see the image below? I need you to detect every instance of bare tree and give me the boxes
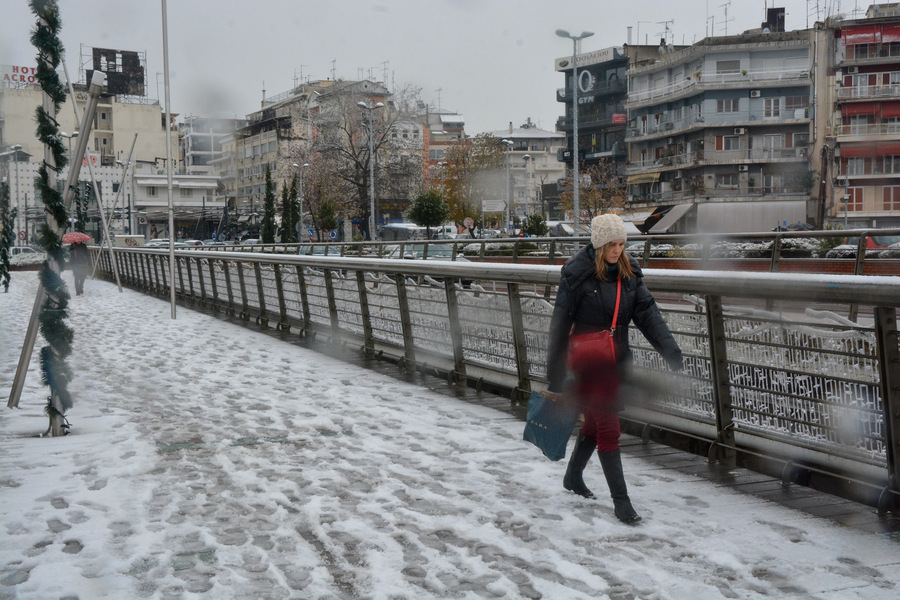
[557,159,627,219]
[310,82,423,239]
[442,133,505,233]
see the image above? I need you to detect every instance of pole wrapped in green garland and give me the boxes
[31,0,74,435]
[0,182,15,292]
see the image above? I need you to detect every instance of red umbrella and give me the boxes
[62,232,94,244]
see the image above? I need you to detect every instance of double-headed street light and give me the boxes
[358,101,384,241]
[556,28,594,236]
[10,144,22,244]
[522,154,532,218]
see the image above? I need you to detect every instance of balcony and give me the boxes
[628,147,807,174]
[837,83,900,101]
[835,122,900,140]
[627,68,810,108]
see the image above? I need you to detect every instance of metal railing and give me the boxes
[94,246,900,510]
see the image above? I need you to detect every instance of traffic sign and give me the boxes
[308,229,314,239]
[18,231,25,241]
[464,217,474,228]
[328,229,337,240]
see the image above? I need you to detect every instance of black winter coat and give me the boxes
[546,245,682,392]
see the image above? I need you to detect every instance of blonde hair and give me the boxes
[595,242,635,280]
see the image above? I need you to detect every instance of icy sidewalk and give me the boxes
[2,272,899,600]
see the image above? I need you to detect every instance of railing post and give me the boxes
[254,263,268,328]
[158,255,169,297]
[850,235,868,322]
[769,234,782,273]
[705,294,736,467]
[356,271,374,355]
[642,240,651,268]
[511,239,520,263]
[323,268,340,345]
[273,264,288,330]
[177,257,186,300]
[222,261,235,316]
[295,265,311,335]
[875,307,900,513]
[394,275,416,369]
[444,278,467,386]
[152,254,162,296]
[207,258,219,312]
[236,262,249,320]
[193,257,204,305]
[507,282,531,403]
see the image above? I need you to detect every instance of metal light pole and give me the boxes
[358,101,383,240]
[11,145,21,245]
[556,29,594,236]
[522,154,532,218]
[502,139,513,233]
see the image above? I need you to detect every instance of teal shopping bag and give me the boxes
[523,391,579,461]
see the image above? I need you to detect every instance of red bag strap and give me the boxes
[610,278,621,332]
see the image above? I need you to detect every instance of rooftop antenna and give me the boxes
[381,60,389,85]
[294,65,308,88]
[330,59,336,81]
[435,88,442,111]
[656,19,674,44]
[719,0,734,35]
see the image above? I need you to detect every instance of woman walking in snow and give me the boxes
[545,213,683,524]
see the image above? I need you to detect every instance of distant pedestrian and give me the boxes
[545,214,683,524]
[69,241,90,296]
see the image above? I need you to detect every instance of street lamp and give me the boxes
[556,28,594,236]
[11,145,22,245]
[502,139,513,233]
[358,101,384,240]
[115,159,134,234]
[522,154,532,218]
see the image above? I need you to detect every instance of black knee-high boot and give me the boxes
[563,434,597,499]
[598,449,641,524]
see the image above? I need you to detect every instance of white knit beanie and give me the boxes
[591,214,627,249]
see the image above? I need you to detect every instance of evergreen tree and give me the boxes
[1,181,15,292]
[317,197,339,240]
[522,213,549,237]
[260,165,276,243]
[407,188,450,239]
[289,176,301,241]
[280,183,294,243]
[31,0,74,436]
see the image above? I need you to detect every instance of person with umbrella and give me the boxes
[63,232,93,295]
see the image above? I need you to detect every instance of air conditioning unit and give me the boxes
[738,165,749,172]
[675,170,683,179]
[848,66,859,74]
[663,122,674,130]
[667,137,675,144]
[750,90,762,98]
[734,128,747,135]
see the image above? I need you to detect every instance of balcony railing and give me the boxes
[837,84,900,100]
[628,68,810,105]
[836,122,900,137]
[628,148,806,173]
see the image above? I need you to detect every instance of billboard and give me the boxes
[86,47,145,96]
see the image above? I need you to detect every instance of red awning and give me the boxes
[842,102,878,116]
[842,24,900,45]
[882,102,900,118]
[840,142,900,157]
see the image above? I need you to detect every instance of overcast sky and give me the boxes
[2,0,839,135]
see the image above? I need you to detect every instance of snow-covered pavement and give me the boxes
[2,271,899,600]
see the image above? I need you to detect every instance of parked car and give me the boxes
[385,243,466,261]
[10,246,41,256]
[825,235,900,258]
[240,238,260,246]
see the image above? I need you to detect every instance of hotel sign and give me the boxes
[1,64,37,87]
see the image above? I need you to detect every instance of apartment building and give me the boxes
[827,3,900,228]
[625,29,815,233]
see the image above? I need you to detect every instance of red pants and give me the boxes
[576,366,621,452]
